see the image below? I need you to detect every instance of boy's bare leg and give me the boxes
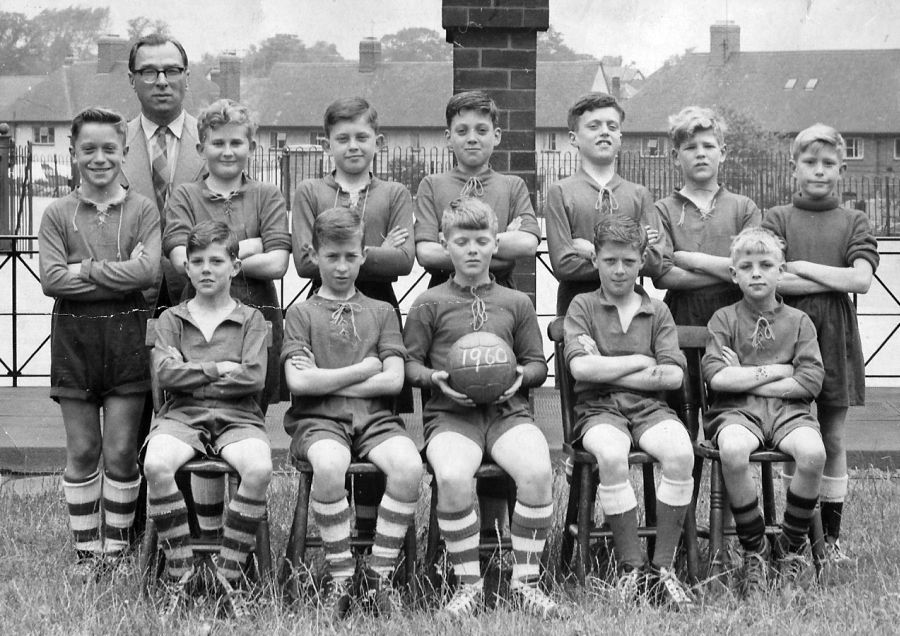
[638,419,694,570]
[216,438,272,584]
[100,394,145,556]
[490,424,554,586]
[716,424,768,555]
[307,440,355,587]
[427,432,483,587]
[143,434,198,581]
[60,399,104,561]
[362,436,423,596]
[777,427,826,555]
[582,424,643,572]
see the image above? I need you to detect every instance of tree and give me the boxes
[243,33,344,76]
[537,26,592,61]
[127,16,171,42]
[380,27,451,62]
[0,8,109,75]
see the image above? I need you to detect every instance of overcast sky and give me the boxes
[6,0,900,74]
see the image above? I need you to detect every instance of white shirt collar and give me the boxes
[140,110,186,141]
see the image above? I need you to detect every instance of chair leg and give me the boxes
[761,462,777,527]
[682,457,705,583]
[424,478,442,592]
[708,461,726,578]
[809,504,826,576]
[255,513,272,583]
[642,463,657,563]
[576,463,594,584]
[559,468,580,576]
[279,471,312,595]
[403,524,417,594]
[138,517,161,595]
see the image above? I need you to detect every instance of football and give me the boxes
[446,331,517,404]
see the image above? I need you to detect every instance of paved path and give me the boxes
[1,387,899,474]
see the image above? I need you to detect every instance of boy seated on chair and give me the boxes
[702,227,826,597]
[281,206,423,620]
[404,197,563,619]
[142,220,272,619]
[563,214,696,609]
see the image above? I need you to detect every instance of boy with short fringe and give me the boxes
[405,198,562,619]
[546,92,665,316]
[564,214,695,609]
[282,207,423,620]
[143,220,271,619]
[291,97,416,541]
[653,106,761,327]
[39,107,160,578]
[702,227,826,596]
[414,89,542,559]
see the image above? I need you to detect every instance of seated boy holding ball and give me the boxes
[563,214,695,609]
[404,197,562,619]
[282,207,424,620]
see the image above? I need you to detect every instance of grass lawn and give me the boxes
[1,467,899,635]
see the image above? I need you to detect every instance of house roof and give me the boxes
[2,60,220,123]
[623,49,900,135]
[243,59,607,130]
[0,75,47,119]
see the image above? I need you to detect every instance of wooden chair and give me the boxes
[548,318,704,584]
[278,457,419,602]
[138,319,274,588]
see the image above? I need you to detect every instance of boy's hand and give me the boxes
[238,237,263,259]
[216,360,240,375]
[573,238,595,259]
[645,226,660,245]
[381,226,409,248]
[494,366,525,404]
[129,242,145,260]
[506,216,523,232]
[578,334,599,356]
[431,370,476,408]
[289,347,318,370]
[720,346,740,367]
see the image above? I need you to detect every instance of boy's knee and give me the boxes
[820,427,844,452]
[659,448,694,479]
[392,459,424,490]
[435,471,474,506]
[717,436,752,471]
[311,455,350,490]
[794,443,826,475]
[240,462,273,491]
[142,455,177,485]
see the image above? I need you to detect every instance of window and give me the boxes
[547,132,557,151]
[307,131,319,146]
[270,131,286,149]
[410,132,421,149]
[845,137,864,160]
[804,78,819,91]
[784,78,797,89]
[32,126,54,145]
[641,137,665,157]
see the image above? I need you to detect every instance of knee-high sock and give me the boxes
[510,500,553,583]
[731,498,766,554]
[311,492,354,583]
[149,489,193,580]
[820,474,848,540]
[102,472,141,555]
[436,506,481,585]
[216,492,266,582]
[652,476,693,569]
[596,481,642,570]
[369,493,417,577]
[190,474,225,536]
[780,488,818,553]
[63,471,102,557]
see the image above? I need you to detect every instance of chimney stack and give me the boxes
[709,22,740,67]
[97,35,129,74]
[212,52,241,101]
[359,37,381,73]
[610,76,621,100]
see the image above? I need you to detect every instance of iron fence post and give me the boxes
[0,124,12,252]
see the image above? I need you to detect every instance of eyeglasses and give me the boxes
[134,67,185,83]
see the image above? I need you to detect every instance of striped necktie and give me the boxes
[151,126,170,211]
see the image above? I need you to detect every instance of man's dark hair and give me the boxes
[128,34,189,72]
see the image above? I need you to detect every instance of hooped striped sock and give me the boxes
[731,498,766,554]
[216,491,267,582]
[510,500,553,583]
[311,492,354,583]
[369,493,417,577]
[149,489,194,580]
[436,506,481,585]
[63,471,102,557]
[780,488,818,553]
[190,473,226,537]
[102,472,141,556]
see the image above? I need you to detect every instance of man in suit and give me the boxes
[121,34,204,311]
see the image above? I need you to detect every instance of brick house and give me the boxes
[621,22,900,177]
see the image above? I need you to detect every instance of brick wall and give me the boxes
[443,0,549,301]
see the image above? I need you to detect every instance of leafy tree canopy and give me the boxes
[126,16,171,42]
[380,27,451,62]
[0,8,110,75]
[537,25,593,61]
[243,34,343,76]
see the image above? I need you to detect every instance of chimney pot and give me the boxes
[359,37,381,73]
[611,76,621,99]
[97,35,129,74]
[214,53,242,101]
[709,22,740,67]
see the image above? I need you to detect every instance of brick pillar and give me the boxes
[443,0,549,303]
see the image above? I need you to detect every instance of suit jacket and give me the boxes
[121,113,205,309]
